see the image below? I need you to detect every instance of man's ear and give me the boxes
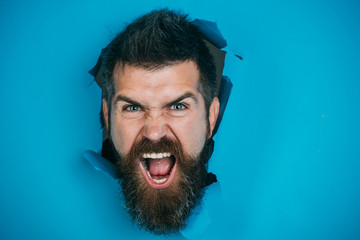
[102,99,109,130]
[208,97,220,139]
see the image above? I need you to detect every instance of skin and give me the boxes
[103,60,219,181]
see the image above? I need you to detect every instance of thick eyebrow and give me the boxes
[114,95,145,109]
[114,92,198,109]
[164,92,198,108]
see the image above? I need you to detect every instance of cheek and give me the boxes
[110,114,143,156]
[170,114,208,156]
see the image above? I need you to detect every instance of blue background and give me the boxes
[1,0,360,239]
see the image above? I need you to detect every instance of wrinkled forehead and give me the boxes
[112,60,201,91]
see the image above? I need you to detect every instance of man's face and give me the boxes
[103,61,219,233]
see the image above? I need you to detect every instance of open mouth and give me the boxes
[139,152,177,189]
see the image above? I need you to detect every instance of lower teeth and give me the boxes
[145,169,168,184]
[152,178,167,184]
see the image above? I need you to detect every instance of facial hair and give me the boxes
[115,137,209,235]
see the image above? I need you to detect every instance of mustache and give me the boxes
[130,137,182,155]
[123,137,186,161]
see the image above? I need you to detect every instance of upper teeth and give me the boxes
[142,152,171,159]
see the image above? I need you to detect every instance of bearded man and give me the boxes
[87,8,233,235]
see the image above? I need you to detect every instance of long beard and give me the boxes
[115,138,208,235]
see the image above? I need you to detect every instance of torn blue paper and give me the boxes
[213,76,233,136]
[190,19,241,135]
[192,19,227,49]
[84,150,118,179]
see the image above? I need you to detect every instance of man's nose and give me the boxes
[143,112,168,142]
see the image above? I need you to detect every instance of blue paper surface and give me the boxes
[1,1,360,239]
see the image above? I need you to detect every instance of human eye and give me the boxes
[170,103,187,111]
[120,104,144,118]
[124,105,141,112]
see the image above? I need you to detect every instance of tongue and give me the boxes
[148,157,174,176]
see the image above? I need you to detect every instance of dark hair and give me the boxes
[101,9,216,113]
